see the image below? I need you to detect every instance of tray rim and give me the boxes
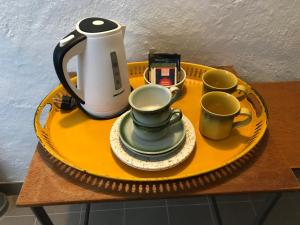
[34,61,268,182]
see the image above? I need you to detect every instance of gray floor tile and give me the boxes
[214,193,249,203]
[5,196,33,216]
[213,202,255,225]
[44,204,82,214]
[87,209,123,225]
[3,193,298,225]
[249,191,300,203]
[124,199,165,209]
[282,191,300,200]
[36,212,81,225]
[125,206,168,225]
[252,197,300,225]
[167,196,208,206]
[248,192,275,202]
[0,216,35,225]
[91,201,123,211]
[168,204,213,225]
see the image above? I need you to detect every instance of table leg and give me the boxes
[83,203,91,225]
[31,207,54,225]
[209,196,223,225]
[249,192,282,225]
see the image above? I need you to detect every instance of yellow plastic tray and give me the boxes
[34,62,267,183]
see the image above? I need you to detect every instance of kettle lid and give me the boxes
[77,17,119,34]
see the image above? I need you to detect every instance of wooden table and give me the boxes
[17,79,300,225]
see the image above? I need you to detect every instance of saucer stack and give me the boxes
[120,111,186,157]
[110,111,196,171]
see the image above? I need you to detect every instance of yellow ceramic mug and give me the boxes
[202,69,247,98]
[200,91,252,140]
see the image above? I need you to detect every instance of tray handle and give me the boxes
[247,86,269,120]
[34,100,55,134]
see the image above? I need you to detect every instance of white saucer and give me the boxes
[110,112,196,171]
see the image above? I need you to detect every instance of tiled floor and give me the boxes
[0,192,300,225]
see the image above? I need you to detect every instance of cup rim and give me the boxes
[128,84,171,113]
[143,67,186,88]
[202,69,238,91]
[200,91,240,117]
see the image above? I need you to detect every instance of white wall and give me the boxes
[0,0,299,182]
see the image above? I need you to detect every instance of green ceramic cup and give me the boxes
[202,69,248,98]
[200,91,252,140]
[133,120,170,141]
[129,84,182,129]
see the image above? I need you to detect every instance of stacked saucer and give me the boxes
[119,112,186,156]
[110,111,196,171]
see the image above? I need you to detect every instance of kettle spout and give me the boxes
[121,25,126,39]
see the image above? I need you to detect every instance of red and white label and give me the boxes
[161,68,170,76]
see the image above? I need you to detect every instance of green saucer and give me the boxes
[119,112,186,155]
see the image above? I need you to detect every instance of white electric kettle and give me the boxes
[53,17,131,119]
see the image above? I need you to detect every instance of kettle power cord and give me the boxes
[53,95,77,110]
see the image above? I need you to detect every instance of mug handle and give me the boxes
[233,107,252,128]
[168,109,183,126]
[169,86,181,104]
[236,84,248,100]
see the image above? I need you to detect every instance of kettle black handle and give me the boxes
[53,30,87,104]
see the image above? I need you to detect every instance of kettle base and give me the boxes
[76,86,133,120]
[77,102,130,120]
